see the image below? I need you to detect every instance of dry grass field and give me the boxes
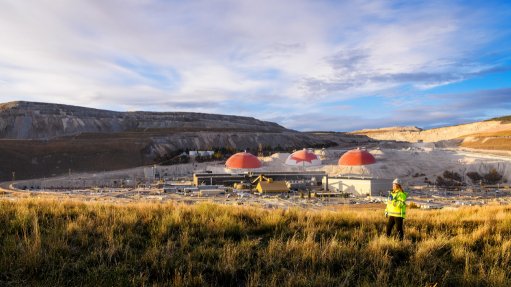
[0,199,510,286]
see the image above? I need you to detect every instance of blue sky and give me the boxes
[0,0,510,131]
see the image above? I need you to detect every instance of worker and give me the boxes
[385,178,408,240]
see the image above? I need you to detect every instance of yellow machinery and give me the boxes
[252,174,289,194]
[251,175,273,185]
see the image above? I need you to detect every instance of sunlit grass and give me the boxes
[461,137,511,151]
[0,199,510,286]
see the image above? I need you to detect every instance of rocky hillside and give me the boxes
[0,101,289,139]
[0,101,370,180]
[352,117,511,151]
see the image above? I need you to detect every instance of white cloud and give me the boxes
[0,0,508,129]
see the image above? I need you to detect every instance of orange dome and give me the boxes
[338,149,376,166]
[225,152,262,169]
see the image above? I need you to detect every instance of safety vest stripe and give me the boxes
[387,211,405,216]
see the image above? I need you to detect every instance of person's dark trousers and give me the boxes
[386,216,404,240]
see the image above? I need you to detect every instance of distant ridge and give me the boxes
[351,117,511,151]
[0,101,288,139]
[0,101,370,180]
[354,126,422,133]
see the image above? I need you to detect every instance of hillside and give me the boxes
[1,199,510,286]
[0,101,370,180]
[352,118,511,151]
[0,101,289,139]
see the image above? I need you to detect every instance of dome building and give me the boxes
[336,148,379,177]
[322,148,392,196]
[338,148,376,166]
[225,152,262,169]
[285,149,322,167]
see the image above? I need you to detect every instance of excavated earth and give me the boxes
[352,118,511,152]
[0,101,371,180]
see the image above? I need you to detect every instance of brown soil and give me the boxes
[0,136,152,181]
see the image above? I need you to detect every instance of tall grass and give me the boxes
[0,199,510,286]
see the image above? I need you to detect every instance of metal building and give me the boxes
[322,176,392,197]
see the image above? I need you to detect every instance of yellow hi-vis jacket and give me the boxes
[385,188,408,218]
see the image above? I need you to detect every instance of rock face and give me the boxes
[352,121,511,143]
[355,126,422,133]
[0,101,288,139]
[0,101,372,180]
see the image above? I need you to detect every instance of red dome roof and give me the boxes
[338,149,376,166]
[225,152,262,169]
[290,149,318,163]
[285,149,321,166]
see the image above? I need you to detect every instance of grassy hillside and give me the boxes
[487,115,511,123]
[1,199,510,286]
[460,130,511,151]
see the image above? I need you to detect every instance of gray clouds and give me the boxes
[265,88,511,131]
[431,88,511,110]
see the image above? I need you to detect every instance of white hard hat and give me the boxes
[392,178,401,185]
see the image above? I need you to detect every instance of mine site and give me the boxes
[2,102,511,211]
[3,2,511,286]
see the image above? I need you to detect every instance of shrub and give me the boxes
[466,171,482,184]
[484,168,503,185]
[466,169,504,185]
[436,171,464,188]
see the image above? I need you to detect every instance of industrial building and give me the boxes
[322,176,392,196]
[193,171,325,187]
[256,181,289,193]
[192,147,394,196]
[191,151,325,193]
[325,147,393,196]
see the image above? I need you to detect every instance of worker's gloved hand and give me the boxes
[393,201,397,207]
